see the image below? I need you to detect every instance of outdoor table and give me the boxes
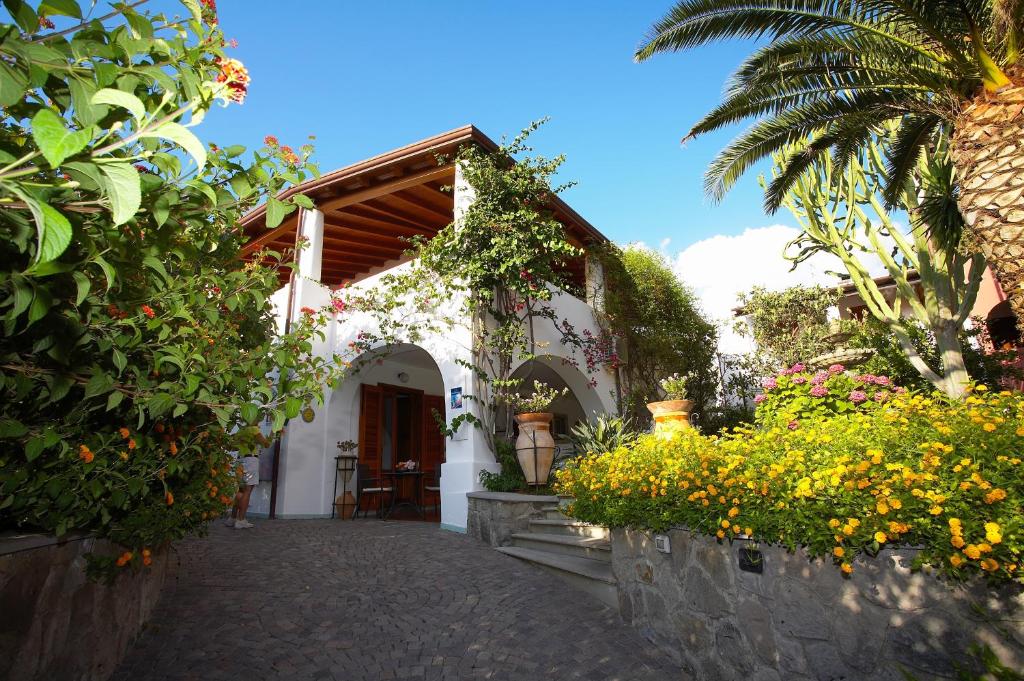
[382,470,424,519]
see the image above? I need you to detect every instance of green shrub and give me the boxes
[479,438,526,492]
[0,1,339,574]
[558,387,1023,582]
[570,414,640,454]
[754,362,903,428]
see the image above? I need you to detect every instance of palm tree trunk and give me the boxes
[951,67,1024,334]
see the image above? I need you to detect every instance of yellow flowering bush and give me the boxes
[557,387,1023,582]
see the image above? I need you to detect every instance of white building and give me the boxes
[239,126,617,532]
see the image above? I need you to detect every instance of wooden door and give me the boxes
[421,394,446,477]
[359,384,383,477]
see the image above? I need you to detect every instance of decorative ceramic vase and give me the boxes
[646,399,694,438]
[335,491,357,519]
[515,412,556,485]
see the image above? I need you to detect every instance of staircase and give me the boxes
[495,500,618,609]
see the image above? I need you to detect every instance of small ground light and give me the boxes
[739,546,763,573]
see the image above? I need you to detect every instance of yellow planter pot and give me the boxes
[647,399,694,438]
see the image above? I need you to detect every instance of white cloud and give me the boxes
[668,225,844,354]
[620,224,899,355]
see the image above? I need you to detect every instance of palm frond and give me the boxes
[703,90,915,200]
[880,113,943,207]
[764,113,884,210]
[636,0,952,65]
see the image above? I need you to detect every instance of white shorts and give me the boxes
[241,456,260,486]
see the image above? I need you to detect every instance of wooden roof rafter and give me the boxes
[239,125,608,287]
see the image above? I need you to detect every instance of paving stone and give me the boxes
[110,520,682,680]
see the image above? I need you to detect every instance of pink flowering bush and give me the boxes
[754,363,905,428]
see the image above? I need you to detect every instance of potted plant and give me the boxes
[507,380,568,485]
[647,373,694,435]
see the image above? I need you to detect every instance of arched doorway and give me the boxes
[503,356,608,455]
[326,344,446,520]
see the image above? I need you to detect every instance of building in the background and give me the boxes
[238,127,615,531]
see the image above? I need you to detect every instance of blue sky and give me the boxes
[197,1,794,251]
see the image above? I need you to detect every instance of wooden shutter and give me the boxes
[421,394,446,475]
[359,384,383,475]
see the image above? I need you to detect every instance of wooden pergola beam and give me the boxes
[318,165,454,213]
[322,250,393,266]
[320,237,402,258]
[240,216,299,256]
[321,222,413,249]
[369,193,452,226]
[325,211,436,239]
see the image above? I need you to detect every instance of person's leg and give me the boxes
[237,484,254,520]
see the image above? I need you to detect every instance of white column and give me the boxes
[296,208,324,282]
[585,252,605,311]
[439,162,499,531]
[275,207,334,517]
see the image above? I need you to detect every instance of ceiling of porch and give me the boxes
[239,126,605,288]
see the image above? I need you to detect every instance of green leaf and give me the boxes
[292,193,315,210]
[147,392,175,418]
[106,391,124,411]
[92,255,117,290]
[141,122,206,171]
[0,61,29,108]
[25,201,73,267]
[152,192,172,227]
[265,197,286,228]
[24,438,45,458]
[84,370,113,399]
[72,271,91,305]
[284,396,302,419]
[142,255,169,283]
[112,348,126,373]
[98,161,141,225]
[91,88,146,121]
[27,286,52,323]
[0,418,28,438]
[39,0,82,17]
[6,276,32,320]
[31,109,93,167]
[240,403,258,424]
[172,403,187,418]
[3,0,38,33]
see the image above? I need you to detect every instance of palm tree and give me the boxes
[636,1,1024,330]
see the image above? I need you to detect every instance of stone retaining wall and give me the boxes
[0,533,171,681]
[466,491,558,547]
[612,528,1024,680]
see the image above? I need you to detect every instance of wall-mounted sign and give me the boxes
[450,387,463,410]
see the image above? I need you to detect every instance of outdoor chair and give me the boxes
[354,463,393,519]
[423,468,441,519]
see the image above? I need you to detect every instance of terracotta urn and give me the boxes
[646,399,694,438]
[515,412,556,485]
[334,491,356,519]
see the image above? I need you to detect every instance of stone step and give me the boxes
[510,532,611,562]
[528,518,609,540]
[541,506,566,520]
[495,546,618,609]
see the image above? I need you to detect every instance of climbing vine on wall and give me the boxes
[336,120,619,453]
[592,243,718,425]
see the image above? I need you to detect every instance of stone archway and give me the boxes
[322,343,446,518]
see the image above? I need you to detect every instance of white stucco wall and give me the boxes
[267,192,617,530]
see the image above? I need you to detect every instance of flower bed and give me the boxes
[557,387,1023,582]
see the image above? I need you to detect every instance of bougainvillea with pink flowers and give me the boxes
[754,363,905,428]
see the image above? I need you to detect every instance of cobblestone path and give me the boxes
[112,519,683,681]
